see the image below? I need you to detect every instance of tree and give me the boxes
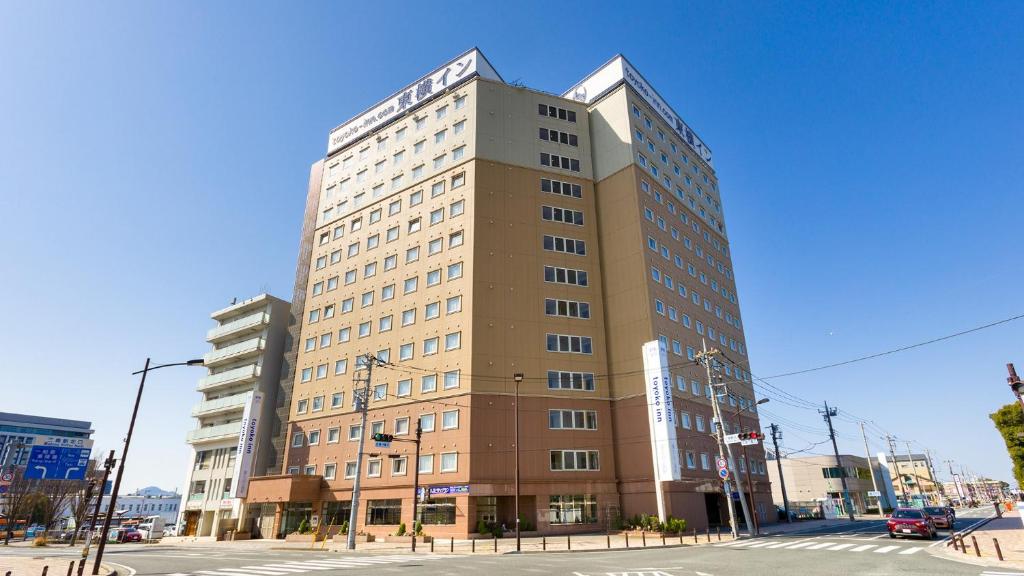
[990,403,1024,488]
[37,478,86,535]
[67,460,101,545]
[3,468,40,544]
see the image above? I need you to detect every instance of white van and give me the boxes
[137,515,165,540]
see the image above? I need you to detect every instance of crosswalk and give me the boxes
[715,537,927,556]
[161,554,453,576]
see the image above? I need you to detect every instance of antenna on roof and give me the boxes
[230,297,237,305]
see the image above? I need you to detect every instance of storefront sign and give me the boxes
[327,48,502,155]
[418,485,469,499]
[642,340,681,482]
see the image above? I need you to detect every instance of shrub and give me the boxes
[297,518,310,534]
[32,536,47,547]
[477,520,489,534]
[491,524,503,538]
[414,521,423,536]
[396,523,406,536]
[340,520,349,535]
[664,517,687,534]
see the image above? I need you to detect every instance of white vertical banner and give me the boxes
[642,340,682,522]
[231,391,263,499]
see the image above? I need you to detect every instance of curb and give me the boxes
[510,543,693,555]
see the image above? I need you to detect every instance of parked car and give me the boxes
[110,528,142,543]
[163,523,177,537]
[924,506,954,529]
[887,508,936,539]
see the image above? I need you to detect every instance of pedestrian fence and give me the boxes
[416,527,725,555]
[949,531,1006,561]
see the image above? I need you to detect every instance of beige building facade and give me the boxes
[245,49,770,538]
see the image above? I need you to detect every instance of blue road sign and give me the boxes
[24,445,92,480]
[103,480,113,495]
[374,441,391,448]
[718,467,729,480]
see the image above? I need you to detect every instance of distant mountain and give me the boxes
[133,486,178,497]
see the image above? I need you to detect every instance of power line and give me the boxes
[761,312,1024,379]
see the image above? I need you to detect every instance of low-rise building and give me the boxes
[98,487,181,525]
[767,454,897,516]
[879,452,941,506]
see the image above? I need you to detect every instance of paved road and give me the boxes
[1,508,1007,576]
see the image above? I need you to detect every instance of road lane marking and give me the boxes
[241,567,307,573]
[197,571,271,576]
[873,545,899,553]
[850,544,877,552]
[826,543,854,551]
[217,565,292,569]
[784,541,817,549]
[807,542,835,550]
[745,541,774,548]
[898,547,922,554]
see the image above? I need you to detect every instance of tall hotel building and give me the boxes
[244,49,770,538]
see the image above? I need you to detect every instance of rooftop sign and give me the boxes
[563,55,713,167]
[327,48,502,155]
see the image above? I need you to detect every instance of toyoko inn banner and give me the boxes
[642,340,682,482]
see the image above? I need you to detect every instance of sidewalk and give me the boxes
[0,556,115,576]
[934,514,1024,570]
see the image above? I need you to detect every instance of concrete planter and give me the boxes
[330,533,375,543]
[284,533,327,542]
[382,535,433,543]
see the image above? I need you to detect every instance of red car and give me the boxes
[117,528,142,543]
[887,508,936,539]
[924,506,954,530]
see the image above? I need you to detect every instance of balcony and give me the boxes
[207,311,270,344]
[197,364,261,392]
[186,421,242,444]
[191,393,250,418]
[203,337,265,368]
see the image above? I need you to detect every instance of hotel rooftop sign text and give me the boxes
[563,55,713,167]
[327,48,502,156]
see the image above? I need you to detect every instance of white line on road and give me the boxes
[216,569,291,576]
[241,567,307,573]
[826,543,855,551]
[807,542,835,550]
[873,545,900,554]
[897,547,923,554]
[849,544,877,552]
[784,541,817,549]
[197,571,273,576]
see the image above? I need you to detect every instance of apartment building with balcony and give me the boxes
[178,294,290,539]
[244,48,769,539]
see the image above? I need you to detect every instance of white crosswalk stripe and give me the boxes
[850,544,877,552]
[173,554,455,575]
[716,537,930,557]
[873,545,900,553]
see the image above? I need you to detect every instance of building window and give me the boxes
[549,450,600,471]
[420,413,435,432]
[538,103,577,123]
[348,424,362,441]
[440,452,458,473]
[397,378,412,397]
[544,298,590,319]
[541,205,584,226]
[548,495,598,525]
[442,409,459,430]
[546,370,595,391]
[324,463,337,480]
[443,369,459,389]
[446,295,462,314]
[331,392,344,408]
[543,266,588,286]
[540,153,580,172]
[545,333,593,354]
[542,235,586,255]
[308,430,320,445]
[548,409,597,430]
[421,374,437,393]
[541,178,583,199]
[418,454,433,474]
[365,499,402,525]
[291,433,303,447]
[445,331,461,350]
[391,456,408,476]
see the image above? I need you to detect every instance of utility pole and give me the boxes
[513,372,524,552]
[731,388,760,534]
[769,424,791,523]
[695,341,750,537]
[961,465,977,505]
[924,449,945,505]
[887,436,908,505]
[81,451,116,560]
[347,353,377,550]
[821,403,855,521]
[859,423,884,516]
[904,441,925,503]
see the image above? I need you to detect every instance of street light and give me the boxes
[513,372,524,553]
[92,357,204,575]
[1007,364,1024,417]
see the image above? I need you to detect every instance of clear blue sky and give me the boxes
[2,1,1021,492]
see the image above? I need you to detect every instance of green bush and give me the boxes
[340,520,349,535]
[414,521,422,536]
[297,518,310,534]
[476,520,489,534]
[491,524,503,538]
[396,523,406,536]
[664,517,687,534]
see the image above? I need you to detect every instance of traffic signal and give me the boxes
[738,431,763,441]
[371,433,394,442]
